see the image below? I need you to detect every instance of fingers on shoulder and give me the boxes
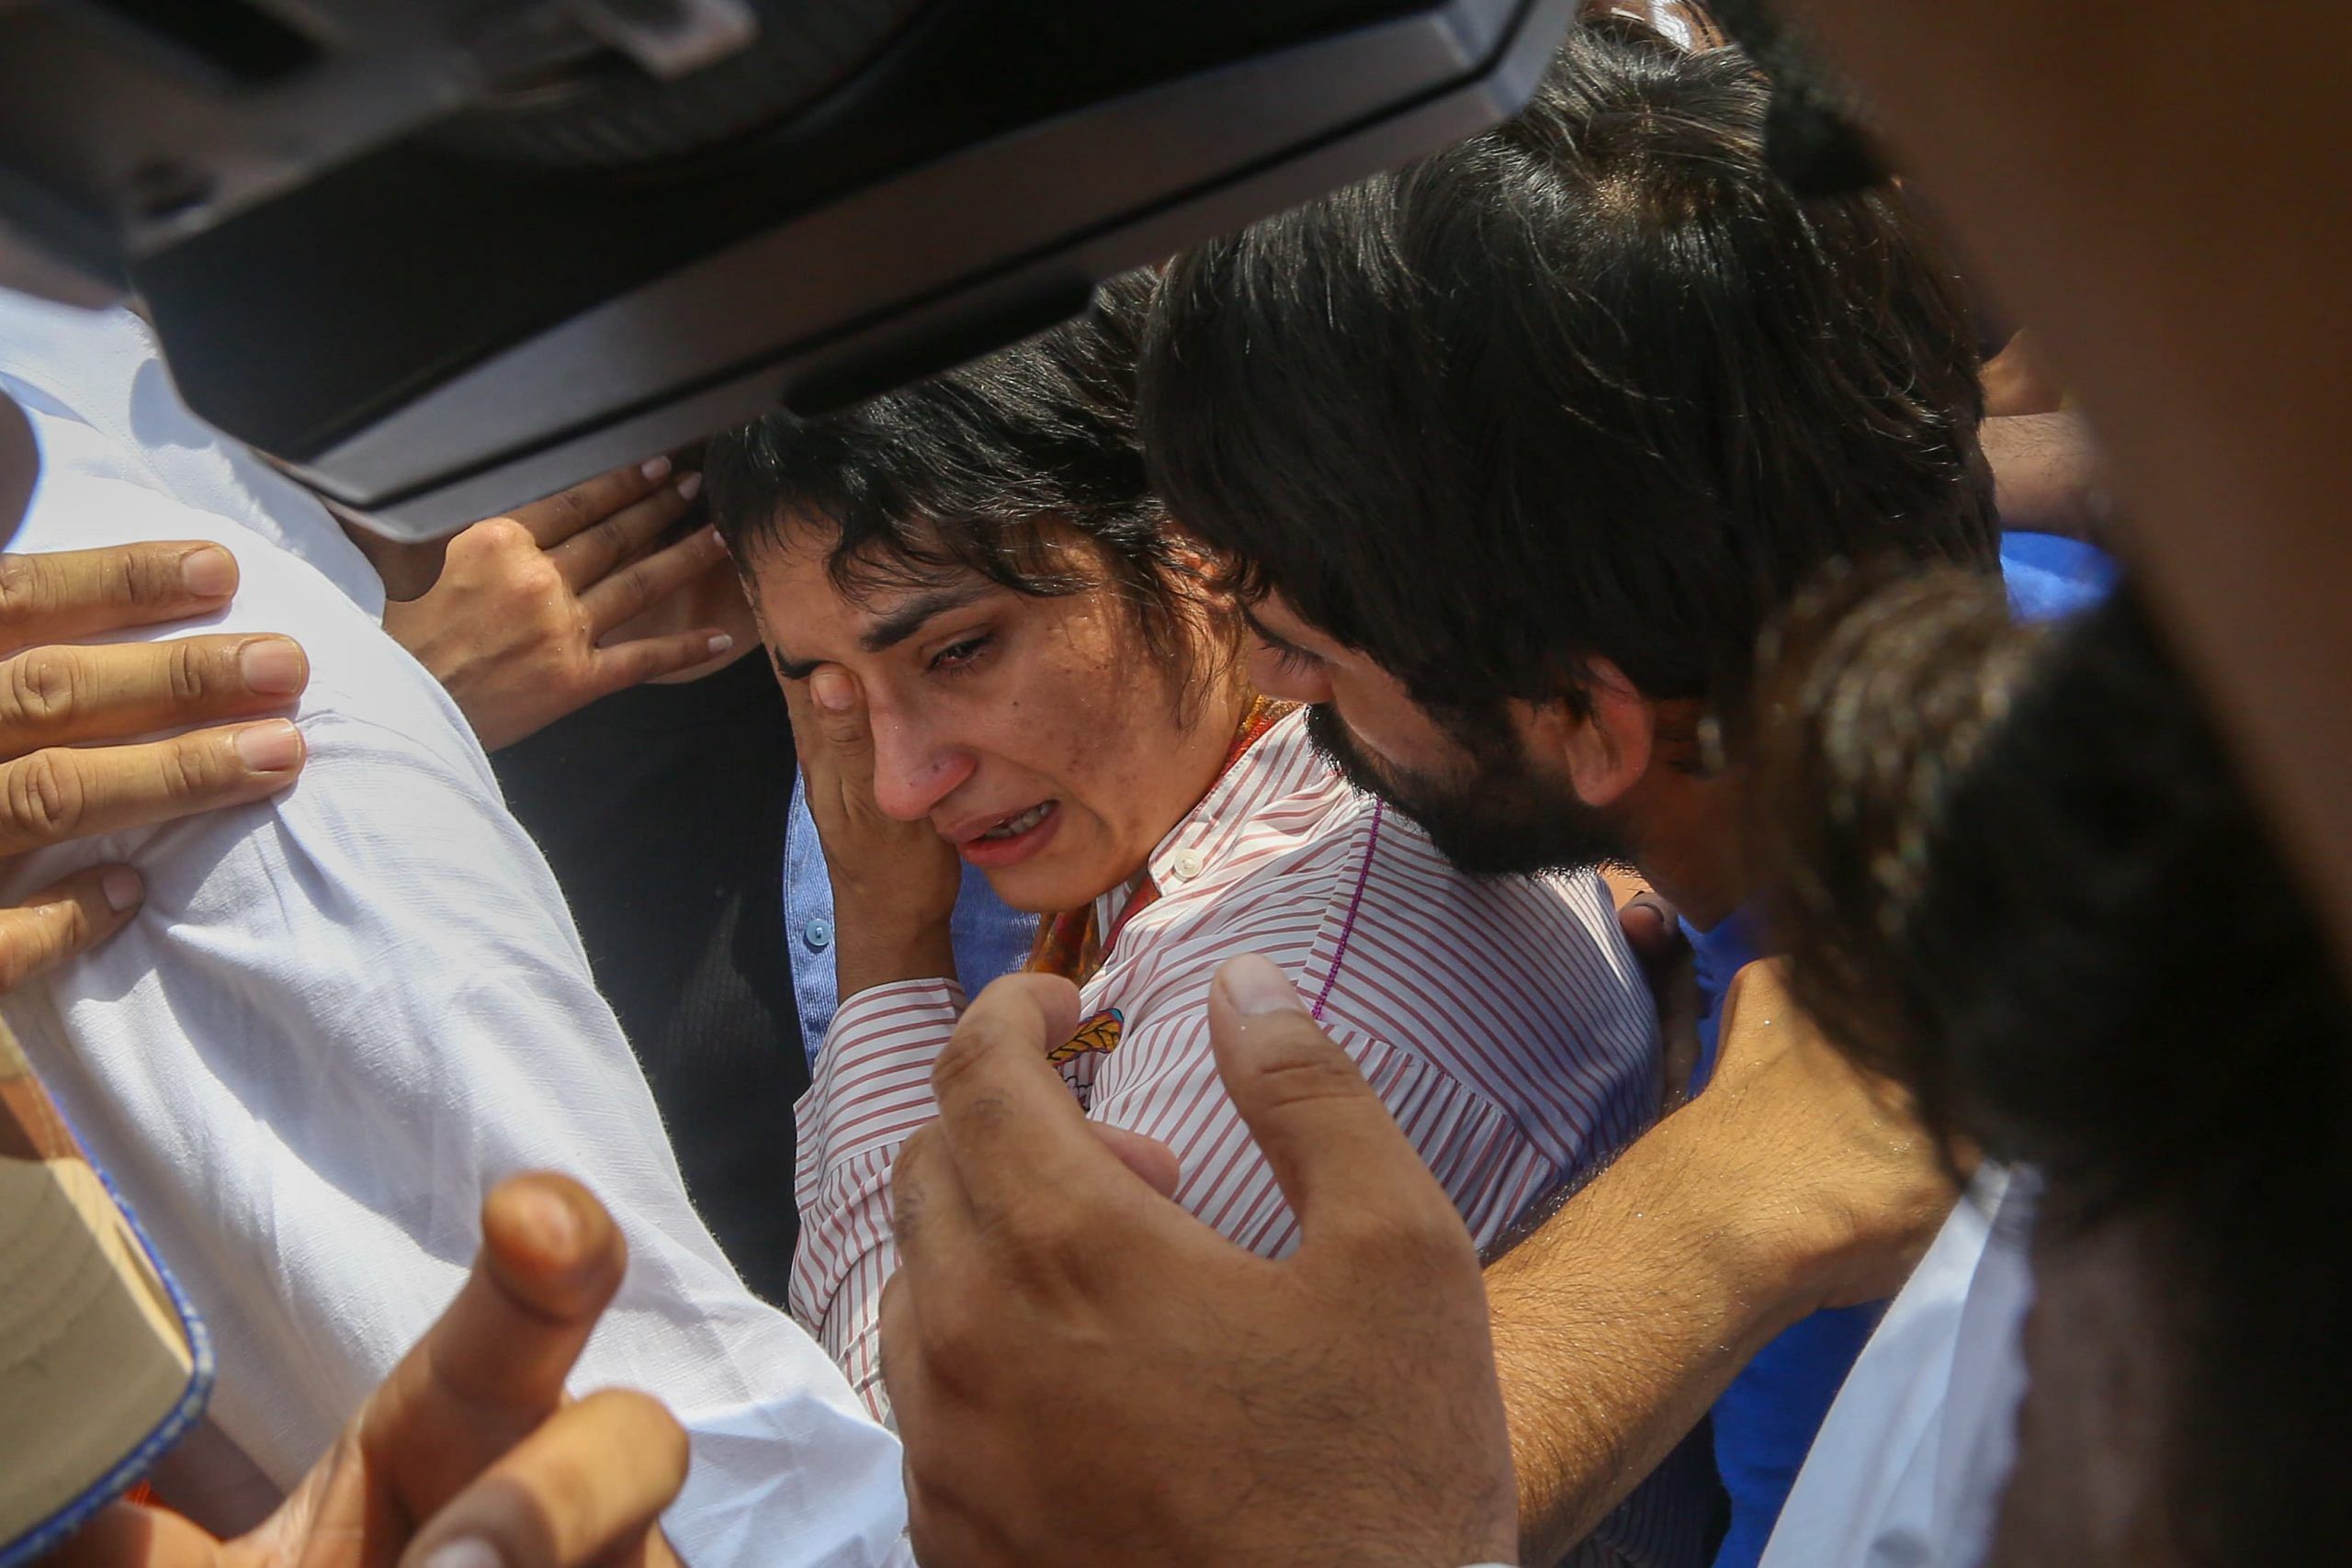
[929,975,1083,1111]
[0,635,305,747]
[0,720,302,852]
[0,865,140,992]
[0,543,234,650]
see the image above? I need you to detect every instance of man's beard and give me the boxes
[1305,702,1634,878]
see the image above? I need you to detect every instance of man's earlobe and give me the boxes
[1553,658,1655,809]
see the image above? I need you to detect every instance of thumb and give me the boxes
[807,666,873,752]
[1205,953,1453,1240]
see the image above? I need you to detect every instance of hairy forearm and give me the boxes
[1487,1106,1811,1564]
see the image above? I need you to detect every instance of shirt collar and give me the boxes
[1138,705,1314,897]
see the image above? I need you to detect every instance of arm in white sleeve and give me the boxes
[6,711,910,1567]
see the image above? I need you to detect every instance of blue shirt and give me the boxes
[1693,534,2112,1568]
[784,773,1040,1062]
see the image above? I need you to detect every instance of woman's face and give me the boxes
[750,523,1235,912]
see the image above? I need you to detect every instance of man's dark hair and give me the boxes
[1144,20,1996,732]
[707,271,1224,692]
[1758,573,2352,1562]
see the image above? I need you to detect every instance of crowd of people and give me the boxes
[2,3,2343,1567]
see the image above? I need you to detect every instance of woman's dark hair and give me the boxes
[707,270,1228,698]
[1757,571,2352,1562]
[1144,19,1996,737]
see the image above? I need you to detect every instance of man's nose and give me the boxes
[866,706,977,823]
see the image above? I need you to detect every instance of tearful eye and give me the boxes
[930,635,991,673]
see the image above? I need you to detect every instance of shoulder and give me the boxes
[1,493,562,951]
[12,449,499,792]
[1351,813,1639,983]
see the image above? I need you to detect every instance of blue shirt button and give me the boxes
[803,917,834,952]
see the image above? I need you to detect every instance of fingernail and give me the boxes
[706,633,733,657]
[809,668,854,713]
[238,637,306,695]
[675,470,703,502]
[1216,953,1306,1017]
[181,547,235,598]
[512,1180,582,1260]
[639,454,672,483]
[233,718,303,772]
[418,1538,503,1568]
[101,867,142,913]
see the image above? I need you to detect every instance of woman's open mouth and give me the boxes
[956,800,1062,870]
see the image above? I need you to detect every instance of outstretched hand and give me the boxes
[54,1173,687,1568]
[384,459,741,750]
[0,541,311,992]
[881,955,1516,1568]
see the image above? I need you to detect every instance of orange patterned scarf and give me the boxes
[1027,695,1294,987]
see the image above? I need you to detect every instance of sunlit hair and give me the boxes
[1755,570,2352,1562]
[1145,18,1996,742]
[707,269,1238,714]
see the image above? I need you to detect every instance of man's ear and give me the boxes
[1524,657,1655,809]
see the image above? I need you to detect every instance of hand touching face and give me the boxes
[749,526,1234,914]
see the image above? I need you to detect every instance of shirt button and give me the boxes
[804,918,834,952]
[1168,849,1205,883]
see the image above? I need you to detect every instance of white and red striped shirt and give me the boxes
[795,707,1661,1412]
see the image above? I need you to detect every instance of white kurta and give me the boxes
[1756,1168,2035,1568]
[0,295,910,1566]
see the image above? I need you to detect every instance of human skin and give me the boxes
[51,1173,688,1568]
[879,950,1947,1566]
[744,524,1240,995]
[1773,0,2352,972]
[4,397,690,1568]
[0,393,311,991]
[372,458,743,751]
[1490,964,1948,1562]
[881,958,1519,1568]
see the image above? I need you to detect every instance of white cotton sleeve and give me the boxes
[2,707,910,1567]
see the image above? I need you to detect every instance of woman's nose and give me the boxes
[866,708,978,823]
